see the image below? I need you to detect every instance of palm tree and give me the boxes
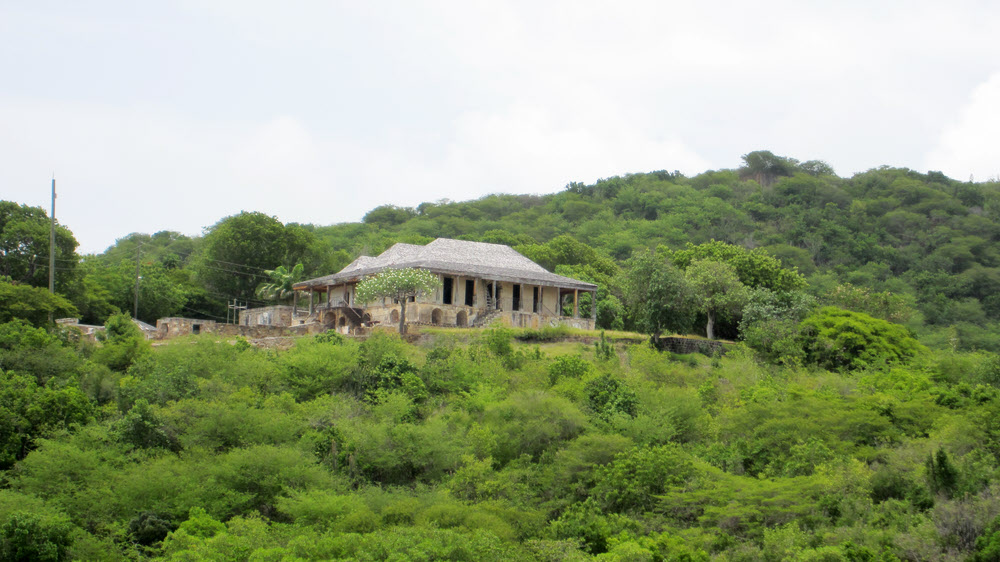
[255,263,304,302]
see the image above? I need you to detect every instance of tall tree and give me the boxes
[355,268,440,334]
[622,252,695,341]
[686,259,749,340]
[0,201,79,291]
[197,212,329,305]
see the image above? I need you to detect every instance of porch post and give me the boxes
[293,291,298,316]
[309,290,314,315]
[573,289,579,318]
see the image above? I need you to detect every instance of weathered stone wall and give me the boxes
[653,337,729,356]
[156,318,218,339]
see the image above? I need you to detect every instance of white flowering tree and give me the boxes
[355,268,441,334]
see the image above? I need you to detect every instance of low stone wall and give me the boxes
[653,336,729,356]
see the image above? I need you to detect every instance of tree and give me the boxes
[686,259,750,340]
[667,240,806,293]
[0,201,79,291]
[197,212,329,305]
[92,312,150,372]
[83,260,186,324]
[362,205,417,227]
[255,263,304,302]
[354,268,440,334]
[739,150,799,188]
[622,252,694,341]
[0,279,77,326]
[0,511,73,562]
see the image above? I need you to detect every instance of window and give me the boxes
[512,284,521,311]
[533,287,539,313]
[465,279,475,306]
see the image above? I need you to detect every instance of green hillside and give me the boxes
[5,151,1000,559]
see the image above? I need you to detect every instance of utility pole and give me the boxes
[228,299,247,325]
[133,241,142,319]
[48,178,56,295]
[47,178,56,323]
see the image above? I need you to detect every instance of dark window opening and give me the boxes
[512,285,521,311]
[192,324,201,335]
[443,277,454,305]
[465,279,475,306]
[533,287,540,313]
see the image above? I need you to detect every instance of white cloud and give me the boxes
[5,1,1000,254]
[925,73,1000,181]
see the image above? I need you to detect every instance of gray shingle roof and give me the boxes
[295,238,597,291]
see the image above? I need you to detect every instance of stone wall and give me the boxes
[156,317,218,339]
[653,336,729,356]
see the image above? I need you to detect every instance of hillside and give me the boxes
[3,323,1000,560]
[5,151,1000,559]
[6,150,998,351]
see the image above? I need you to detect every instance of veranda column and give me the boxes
[309,290,314,315]
[591,290,597,322]
[293,291,298,316]
[573,289,579,318]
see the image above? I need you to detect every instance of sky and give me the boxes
[2,1,998,254]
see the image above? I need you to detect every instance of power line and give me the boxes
[181,305,227,321]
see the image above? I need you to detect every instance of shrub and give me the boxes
[799,307,926,371]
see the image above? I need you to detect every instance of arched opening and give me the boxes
[390,309,400,324]
[456,311,468,327]
[339,316,347,328]
[431,308,443,325]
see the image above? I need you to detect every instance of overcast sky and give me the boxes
[2,1,998,254]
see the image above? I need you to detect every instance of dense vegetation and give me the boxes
[5,151,1000,559]
[4,321,1000,560]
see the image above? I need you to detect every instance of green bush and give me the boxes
[799,307,926,371]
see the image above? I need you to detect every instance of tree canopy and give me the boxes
[355,268,441,334]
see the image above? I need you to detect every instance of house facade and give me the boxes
[282,238,597,333]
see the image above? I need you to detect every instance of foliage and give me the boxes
[92,312,150,372]
[197,211,329,305]
[0,280,77,326]
[799,307,927,371]
[623,251,695,339]
[113,399,176,451]
[827,283,915,324]
[255,263,305,302]
[739,288,815,364]
[355,267,440,334]
[668,240,807,293]
[0,201,79,291]
[686,259,750,339]
[11,155,1000,559]
[0,511,72,562]
[0,370,92,469]
[585,373,639,422]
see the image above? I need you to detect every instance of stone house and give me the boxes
[285,238,598,333]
